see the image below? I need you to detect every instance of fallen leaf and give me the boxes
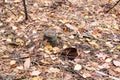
[114,68,120,73]
[16,38,24,46]
[63,45,68,49]
[44,45,53,51]
[16,15,24,22]
[12,26,17,30]
[82,72,91,78]
[113,60,120,67]
[89,40,100,48]
[1,55,9,59]
[16,66,24,70]
[40,59,51,65]
[14,0,21,3]
[33,3,39,8]
[95,53,107,59]
[6,38,12,43]
[53,47,60,54]
[68,35,74,39]
[24,58,31,70]
[0,22,3,27]
[113,26,119,30]
[10,60,16,67]
[30,71,41,76]
[50,55,57,60]
[92,28,102,38]
[65,23,78,31]
[48,67,60,73]
[60,47,78,60]
[74,64,82,71]
[64,73,73,80]
[30,77,42,80]
[59,19,67,24]
[99,63,110,69]
[105,58,112,62]
[116,45,120,50]
[105,42,113,48]
[113,55,119,59]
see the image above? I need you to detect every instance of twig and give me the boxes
[96,71,120,80]
[0,3,16,16]
[22,0,28,20]
[106,0,120,13]
[69,61,120,80]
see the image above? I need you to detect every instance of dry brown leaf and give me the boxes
[16,38,24,46]
[0,22,3,27]
[65,23,78,31]
[14,0,21,3]
[116,45,120,50]
[113,60,120,67]
[92,28,102,38]
[113,55,119,59]
[113,26,119,30]
[44,45,53,51]
[16,66,24,70]
[24,58,31,70]
[6,38,12,43]
[30,70,41,76]
[89,40,100,48]
[82,71,91,78]
[53,47,60,54]
[10,60,17,67]
[59,19,67,24]
[114,68,120,73]
[30,77,43,80]
[105,58,112,62]
[64,73,73,80]
[40,59,51,65]
[48,67,60,73]
[60,47,78,60]
[99,63,110,69]
[16,15,24,22]
[12,26,17,30]
[63,45,68,49]
[95,53,107,59]
[1,55,9,59]
[68,35,74,39]
[105,42,113,48]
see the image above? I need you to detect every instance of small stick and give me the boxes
[22,0,28,20]
[0,3,16,16]
[106,0,120,13]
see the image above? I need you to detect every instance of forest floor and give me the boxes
[0,0,120,80]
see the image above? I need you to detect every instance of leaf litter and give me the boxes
[0,0,120,79]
